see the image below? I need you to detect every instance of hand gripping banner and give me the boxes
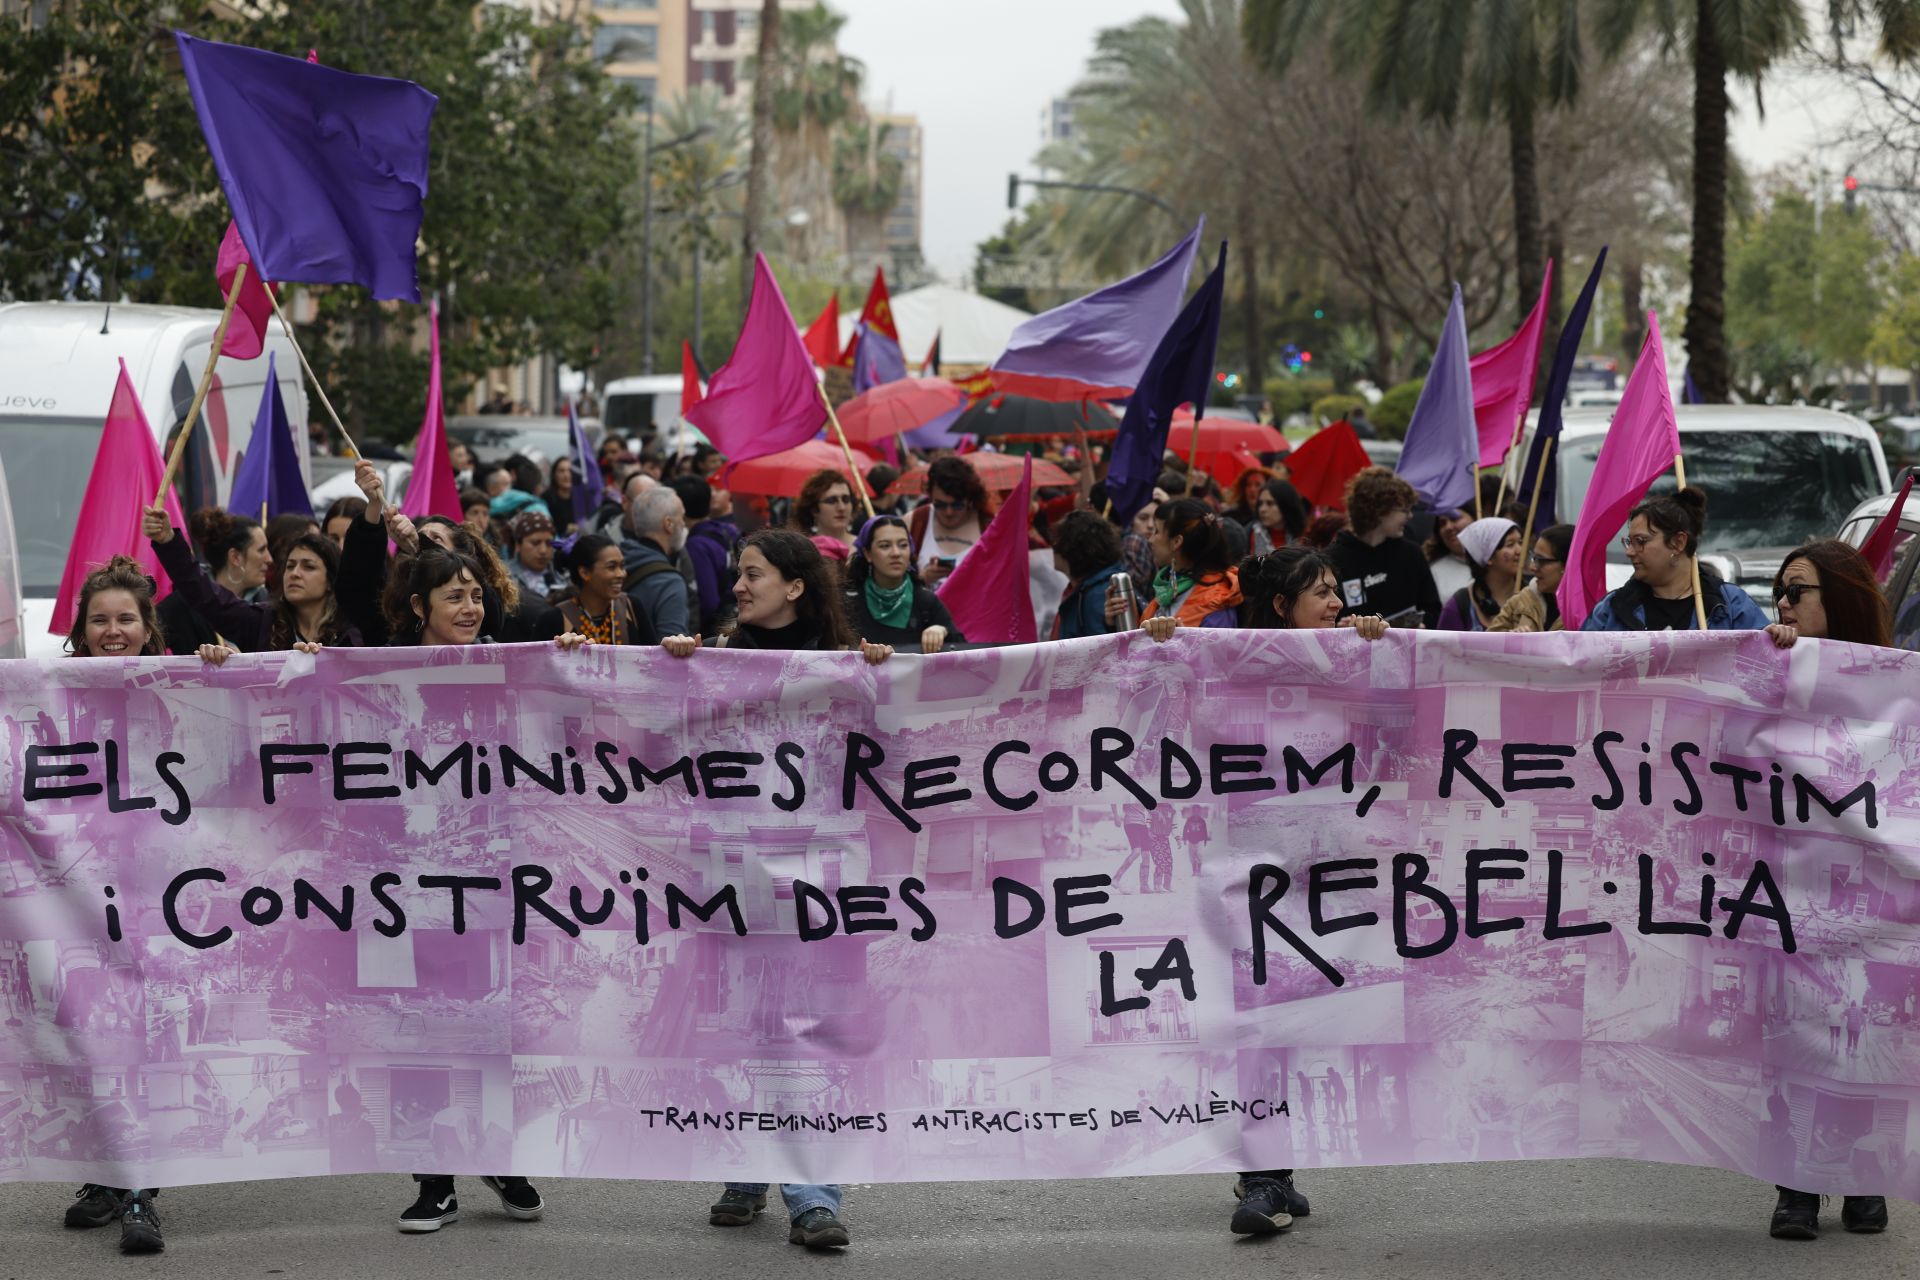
[1,631,1917,1196]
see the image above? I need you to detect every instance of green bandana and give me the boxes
[1152,565,1195,613]
[863,574,913,630]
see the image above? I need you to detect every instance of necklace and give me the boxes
[576,602,617,645]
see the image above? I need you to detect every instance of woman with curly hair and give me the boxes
[1324,466,1441,628]
[789,468,859,560]
[909,455,995,587]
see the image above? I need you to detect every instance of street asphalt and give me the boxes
[1,1159,1914,1279]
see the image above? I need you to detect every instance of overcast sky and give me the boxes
[829,0,1848,282]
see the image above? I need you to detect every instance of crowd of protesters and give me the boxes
[40,415,1904,1255]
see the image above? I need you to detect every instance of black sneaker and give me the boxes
[709,1188,768,1226]
[480,1176,544,1221]
[399,1179,460,1233]
[1842,1196,1889,1234]
[1230,1173,1310,1216]
[1230,1177,1296,1236]
[1770,1187,1821,1240]
[119,1190,163,1254]
[788,1206,850,1249]
[65,1184,126,1229]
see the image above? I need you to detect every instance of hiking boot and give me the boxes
[709,1188,767,1226]
[399,1178,459,1233]
[480,1176,544,1221]
[1230,1176,1296,1236]
[65,1184,126,1229]
[119,1190,163,1254]
[1770,1187,1821,1240]
[1842,1196,1889,1234]
[788,1206,850,1249]
[1230,1173,1310,1216]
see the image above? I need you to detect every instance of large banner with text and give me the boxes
[2,631,1918,1195]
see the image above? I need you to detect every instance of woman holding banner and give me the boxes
[387,545,591,1232]
[1107,498,1243,637]
[1761,538,1894,1239]
[142,507,361,651]
[842,515,963,653]
[1435,518,1523,632]
[662,528,886,1251]
[1579,489,1767,631]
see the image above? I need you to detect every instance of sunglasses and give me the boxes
[819,494,854,506]
[1527,553,1560,568]
[930,498,969,513]
[1775,582,1820,606]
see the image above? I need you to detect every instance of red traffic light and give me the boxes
[1845,174,1859,191]
[1300,351,1313,363]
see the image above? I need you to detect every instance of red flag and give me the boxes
[934,456,1037,645]
[920,329,941,376]
[214,221,280,360]
[1559,310,1682,628]
[839,268,897,367]
[802,294,841,368]
[1469,263,1553,467]
[685,253,828,469]
[399,302,461,523]
[1860,471,1913,579]
[50,361,189,635]
[680,340,705,412]
[1283,421,1373,511]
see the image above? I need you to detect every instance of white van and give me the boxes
[0,301,311,658]
[1543,405,1890,612]
[600,374,684,444]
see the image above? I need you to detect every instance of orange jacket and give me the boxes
[1141,567,1243,628]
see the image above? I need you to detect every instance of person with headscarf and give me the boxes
[505,508,567,602]
[841,515,964,651]
[1436,517,1524,631]
[1487,524,1575,632]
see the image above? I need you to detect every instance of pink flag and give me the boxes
[935,456,1037,646]
[1860,471,1913,579]
[400,301,462,523]
[1469,262,1553,467]
[1558,310,1681,629]
[685,254,827,470]
[50,361,189,636]
[215,221,280,360]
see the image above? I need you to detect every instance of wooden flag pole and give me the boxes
[156,263,249,506]
[1492,412,1528,514]
[264,286,361,462]
[1672,452,1709,630]
[818,383,876,520]
[1472,464,1484,521]
[1517,437,1555,586]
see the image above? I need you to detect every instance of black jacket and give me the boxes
[841,577,965,649]
[1324,530,1443,628]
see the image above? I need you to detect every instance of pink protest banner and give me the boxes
[1,630,1917,1197]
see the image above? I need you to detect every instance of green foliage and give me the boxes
[1310,393,1367,425]
[1726,189,1886,400]
[1263,376,1335,422]
[0,0,644,440]
[1869,254,1920,373]
[1371,379,1425,439]
[831,120,901,214]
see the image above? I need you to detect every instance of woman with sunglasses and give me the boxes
[1580,488,1767,631]
[1488,524,1575,632]
[1757,539,1894,1240]
[790,469,859,559]
[911,456,994,587]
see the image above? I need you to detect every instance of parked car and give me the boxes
[601,374,683,444]
[308,454,413,513]
[445,415,602,469]
[1837,475,1920,651]
[1535,405,1890,619]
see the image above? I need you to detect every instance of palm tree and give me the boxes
[1243,0,1588,330]
[833,119,903,266]
[1592,0,1920,401]
[657,89,748,361]
[750,3,864,264]
[741,0,780,305]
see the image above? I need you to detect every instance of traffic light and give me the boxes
[1312,308,1325,320]
[1300,350,1313,364]
[1007,173,1021,210]
[1846,173,1858,212]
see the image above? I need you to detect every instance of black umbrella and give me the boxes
[949,394,1117,438]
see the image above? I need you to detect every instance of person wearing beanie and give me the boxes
[505,508,567,602]
[1437,516,1523,631]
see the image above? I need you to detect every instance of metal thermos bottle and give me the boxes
[1110,572,1140,631]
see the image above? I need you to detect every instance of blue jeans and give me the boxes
[725,1182,841,1220]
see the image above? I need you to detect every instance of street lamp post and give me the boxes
[1006,173,1181,223]
[638,104,715,375]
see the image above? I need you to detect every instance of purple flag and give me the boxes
[174,33,438,302]
[850,321,907,396]
[1394,285,1478,512]
[685,254,827,468]
[1107,242,1228,523]
[1515,248,1608,526]
[568,401,602,526]
[226,352,312,521]
[990,219,1203,402]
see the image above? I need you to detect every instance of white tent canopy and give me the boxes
[837,284,1031,369]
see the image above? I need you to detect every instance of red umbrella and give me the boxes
[887,451,1072,496]
[1165,410,1289,486]
[834,377,967,444]
[722,439,877,498]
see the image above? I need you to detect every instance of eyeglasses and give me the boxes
[1619,534,1658,552]
[930,499,969,513]
[1775,582,1820,606]
[1527,553,1561,568]
[819,494,854,506]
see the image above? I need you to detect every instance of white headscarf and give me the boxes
[1458,517,1518,569]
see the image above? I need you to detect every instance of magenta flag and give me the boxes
[935,455,1037,645]
[1860,471,1913,578]
[215,221,280,360]
[400,302,461,523]
[1469,262,1553,467]
[1559,311,1681,629]
[685,254,827,469]
[50,361,189,636]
